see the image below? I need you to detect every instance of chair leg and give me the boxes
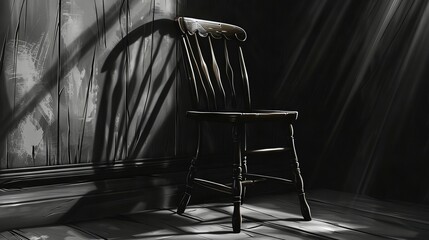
[232,124,243,233]
[289,124,312,221]
[241,124,247,204]
[241,156,247,205]
[177,123,202,215]
[177,156,198,215]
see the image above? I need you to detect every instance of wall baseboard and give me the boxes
[0,156,193,188]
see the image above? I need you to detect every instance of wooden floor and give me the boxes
[1,189,429,239]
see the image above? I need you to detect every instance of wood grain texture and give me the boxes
[2,1,59,169]
[4,190,428,239]
[0,0,184,170]
[0,175,181,231]
[10,226,100,240]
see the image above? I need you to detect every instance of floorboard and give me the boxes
[1,189,428,239]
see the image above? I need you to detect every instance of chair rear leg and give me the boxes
[241,156,247,205]
[289,124,312,221]
[241,124,247,204]
[178,123,202,214]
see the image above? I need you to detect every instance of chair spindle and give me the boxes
[185,34,209,110]
[194,34,217,110]
[224,39,237,108]
[208,36,227,107]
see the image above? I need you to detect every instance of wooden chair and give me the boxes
[176,17,311,233]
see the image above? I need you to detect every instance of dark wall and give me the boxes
[1,0,429,204]
[180,0,429,204]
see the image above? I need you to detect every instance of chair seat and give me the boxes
[187,110,298,122]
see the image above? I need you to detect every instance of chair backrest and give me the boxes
[177,17,251,111]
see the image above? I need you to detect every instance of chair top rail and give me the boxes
[178,17,247,41]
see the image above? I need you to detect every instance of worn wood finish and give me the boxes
[176,16,311,233]
[3,190,429,239]
[178,17,247,41]
[187,110,298,123]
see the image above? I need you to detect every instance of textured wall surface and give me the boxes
[0,0,182,168]
[1,0,429,204]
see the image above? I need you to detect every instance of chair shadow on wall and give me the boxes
[58,18,183,226]
[0,1,177,167]
[93,18,178,162]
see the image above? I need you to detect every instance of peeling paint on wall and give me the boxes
[19,116,44,159]
[6,38,52,110]
[3,33,55,167]
[61,0,84,47]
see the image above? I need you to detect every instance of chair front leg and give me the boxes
[232,123,243,233]
[289,124,312,221]
[178,123,202,214]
